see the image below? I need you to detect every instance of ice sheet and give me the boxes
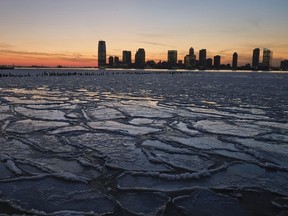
[0,70,288,215]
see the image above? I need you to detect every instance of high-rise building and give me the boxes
[184,55,191,68]
[122,51,132,65]
[252,48,260,70]
[189,47,194,56]
[184,47,196,69]
[98,40,106,68]
[168,50,177,66]
[280,60,288,70]
[108,56,114,67]
[207,58,213,69]
[232,52,238,69]
[184,55,196,69]
[214,55,221,69]
[262,48,272,70]
[135,48,146,68]
[199,49,207,69]
[114,56,120,67]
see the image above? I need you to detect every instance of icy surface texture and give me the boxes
[172,189,249,216]
[0,69,288,215]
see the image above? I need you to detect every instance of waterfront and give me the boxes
[0,69,288,215]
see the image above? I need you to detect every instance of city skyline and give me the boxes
[99,40,276,70]
[0,0,288,67]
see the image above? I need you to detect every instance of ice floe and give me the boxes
[116,192,170,215]
[172,189,249,216]
[117,104,173,118]
[5,119,69,133]
[14,106,68,121]
[85,107,125,120]
[193,120,270,137]
[69,133,170,172]
[88,121,161,136]
[117,163,288,196]
[0,177,116,215]
[5,160,22,175]
[164,135,238,151]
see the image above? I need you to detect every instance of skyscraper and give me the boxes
[280,60,288,71]
[189,47,194,56]
[108,56,113,67]
[206,58,213,69]
[98,40,106,68]
[199,49,207,69]
[252,48,260,70]
[232,52,238,69]
[214,55,221,69]
[135,48,145,68]
[262,48,272,70]
[168,50,177,66]
[184,55,196,69]
[187,47,197,69]
[114,56,120,66]
[122,51,132,65]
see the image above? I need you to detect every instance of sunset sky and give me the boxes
[0,0,288,67]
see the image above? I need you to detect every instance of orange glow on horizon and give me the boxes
[0,47,287,67]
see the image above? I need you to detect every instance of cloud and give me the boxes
[0,43,13,49]
[0,49,70,57]
[218,49,235,55]
[136,40,169,47]
[243,43,288,50]
[0,49,96,65]
[138,33,168,38]
[73,53,83,58]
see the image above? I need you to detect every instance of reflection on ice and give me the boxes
[14,106,68,121]
[88,121,161,136]
[86,107,125,120]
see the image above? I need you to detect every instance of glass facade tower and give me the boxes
[98,40,106,68]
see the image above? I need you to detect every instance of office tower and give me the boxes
[135,48,146,68]
[168,50,177,66]
[199,49,207,69]
[187,47,197,69]
[280,60,288,70]
[108,56,113,67]
[114,56,119,64]
[207,58,213,69]
[98,40,106,68]
[262,48,272,70]
[252,48,260,70]
[232,52,238,69]
[214,55,221,69]
[122,51,132,65]
[184,55,191,68]
[189,47,195,56]
[190,55,196,68]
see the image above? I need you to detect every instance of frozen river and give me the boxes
[0,69,288,215]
